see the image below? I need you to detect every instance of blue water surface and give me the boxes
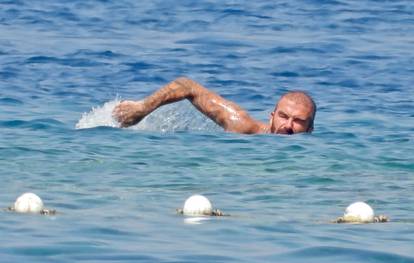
[1,0,413,262]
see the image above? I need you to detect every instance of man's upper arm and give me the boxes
[181,79,260,133]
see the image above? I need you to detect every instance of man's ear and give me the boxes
[269,111,275,125]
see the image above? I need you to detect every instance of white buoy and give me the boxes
[183,195,213,216]
[344,201,374,223]
[14,193,44,213]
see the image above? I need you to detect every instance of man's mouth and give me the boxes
[277,127,294,135]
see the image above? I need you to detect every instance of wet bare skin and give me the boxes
[113,77,314,135]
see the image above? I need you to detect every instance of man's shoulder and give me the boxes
[225,120,268,134]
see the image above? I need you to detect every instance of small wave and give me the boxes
[0,97,23,105]
[277,246,414,263]
[26,56,104,67]
[0,118,64,130]
[75,99,220,132]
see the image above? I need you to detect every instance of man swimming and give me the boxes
[113,77,316,135]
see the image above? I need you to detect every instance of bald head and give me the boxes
[278,91,316,127]
[270,91,316,134]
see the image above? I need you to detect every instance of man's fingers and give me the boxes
[112,106,121,119]
[113,101,127,115]
[112,104,126,123]
[119,118,133,128]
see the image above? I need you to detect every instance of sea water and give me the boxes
[1,0,413,262]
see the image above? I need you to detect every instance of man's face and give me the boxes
[270,97,313,134]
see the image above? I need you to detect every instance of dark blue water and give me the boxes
[1,1,413,262]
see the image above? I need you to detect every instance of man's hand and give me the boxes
[112,100,148,127]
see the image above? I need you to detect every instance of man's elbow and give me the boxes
[174,77,204,98]
[174,76,194,85]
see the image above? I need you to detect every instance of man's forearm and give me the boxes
[113,77,208,127]
[142,77,196,114]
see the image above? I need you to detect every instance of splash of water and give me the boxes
[75,99,120,129]
[75,99,220,132]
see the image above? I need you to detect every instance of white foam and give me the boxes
[75,99,121,129]
[75,99,220,132]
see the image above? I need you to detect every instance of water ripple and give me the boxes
[0,118,64,130]
[278,246,414,263]
[0,97,23,105]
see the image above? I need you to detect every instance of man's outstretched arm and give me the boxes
[113,77,265,134]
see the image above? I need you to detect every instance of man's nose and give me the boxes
[285,118,294,128]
